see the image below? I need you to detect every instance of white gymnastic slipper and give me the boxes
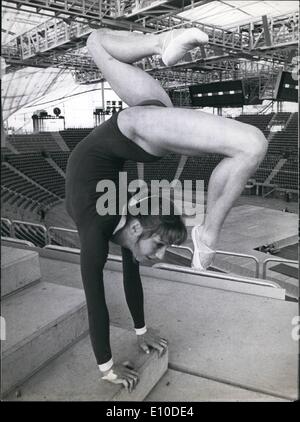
[191,225,215,271]
[162,28,209,66]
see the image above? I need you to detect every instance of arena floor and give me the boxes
[46,193,298,298]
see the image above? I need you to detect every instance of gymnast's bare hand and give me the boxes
[100,362,139,392]
[137,327,168,357]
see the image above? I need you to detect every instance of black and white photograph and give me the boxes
[1,0,299,404]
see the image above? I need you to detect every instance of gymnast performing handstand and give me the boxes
[65,27,268,392]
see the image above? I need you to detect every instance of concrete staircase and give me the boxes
[264,158,287,185]
[1,245,167,401]
[44,156,66,178]
[1,246,88,397]
[50,132,69,152]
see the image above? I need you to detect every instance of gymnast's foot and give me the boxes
[160,27,209,66]
[191,224,216,271]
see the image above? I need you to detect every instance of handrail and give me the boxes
[152,263,280,289]
[47,225,78,245]
[169,245,260,277]
[262,257,299,279]
[214,250,260,278]
[5,220,290,283]
[10,219,46,229]
[44,244,123,263]
[1,236,35,247]
[1,218,12,236]
[1,217,12,225]
[11,219,48,245]
[169,244,193,257]
[44,245,80,253]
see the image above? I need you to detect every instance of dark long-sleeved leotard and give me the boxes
[65,100,165,365]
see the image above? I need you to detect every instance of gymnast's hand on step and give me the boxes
[100,362,139,392]
[137,327,168,358]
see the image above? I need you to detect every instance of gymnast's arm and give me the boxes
[121,247,168,358]
[79,223,140,390]
[79,223,112,366]
[121,246,146,331]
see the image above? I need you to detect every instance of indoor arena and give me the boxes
[1,0,299,402]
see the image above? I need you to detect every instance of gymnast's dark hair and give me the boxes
[125,194,187,245]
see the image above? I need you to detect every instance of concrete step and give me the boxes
[2,282,88,396]
[102,263,298,400]
[145,369,289,402]
[38,255,298,400]
[1,246,41,297]
[4,326,168,401]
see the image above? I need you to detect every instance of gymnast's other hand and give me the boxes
[100,362,139,392]
[137,327,168,357]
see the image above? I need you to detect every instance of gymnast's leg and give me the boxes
[86,28,268,269]
[86,27,208,107]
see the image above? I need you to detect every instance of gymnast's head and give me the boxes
[113,194,187,263]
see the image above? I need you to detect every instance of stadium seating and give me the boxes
[235,112,298,189]
[5,153,65,198]
[1,111,298,227]
[179,154,224,189]
[49,151,70,173]
[253,154,281,183]
[59,128,92,151]
[1,164,60,210]
[235,113,275,137]
[1,147,11,157]
[7,133,61,153]
[1,216,11,237]
[272,158,298,190]
[123,160,139,184]
[13,223,48,247]
[268,113,298,156]
[144,154,181,185]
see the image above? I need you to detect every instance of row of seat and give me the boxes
[13,224,48,247]
[1,112,298,217]
[49,151,70,172]
[235,113,275,137]
[253,154,281,183]
[4,153,65,198]
[268,113,298,156]
[59,128,92,151]
[1,187,34,210]
[272,159,298,189]
[178,155,224,189]
[2,164,60,209]
[144,154,181,185]
[7,133,61,153]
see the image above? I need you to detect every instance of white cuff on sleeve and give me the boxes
[98,358,114,372]
[135,326,147,335]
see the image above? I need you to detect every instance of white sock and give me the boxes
[191,225,215,270]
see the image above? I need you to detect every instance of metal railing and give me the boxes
[47,226,78,245]
[169,244,193,257]
[2,220,296,286]
[1,218,12,236]
[1,236,35,247]
[44,244,123,263]
[262,257,299,279]
[152,263,280,289]
[11,220,48,246]
[214,250,260,278]
[169,245,260,278]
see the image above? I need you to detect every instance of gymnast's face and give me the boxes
[125,220,167,262]
[133,234,168,263]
